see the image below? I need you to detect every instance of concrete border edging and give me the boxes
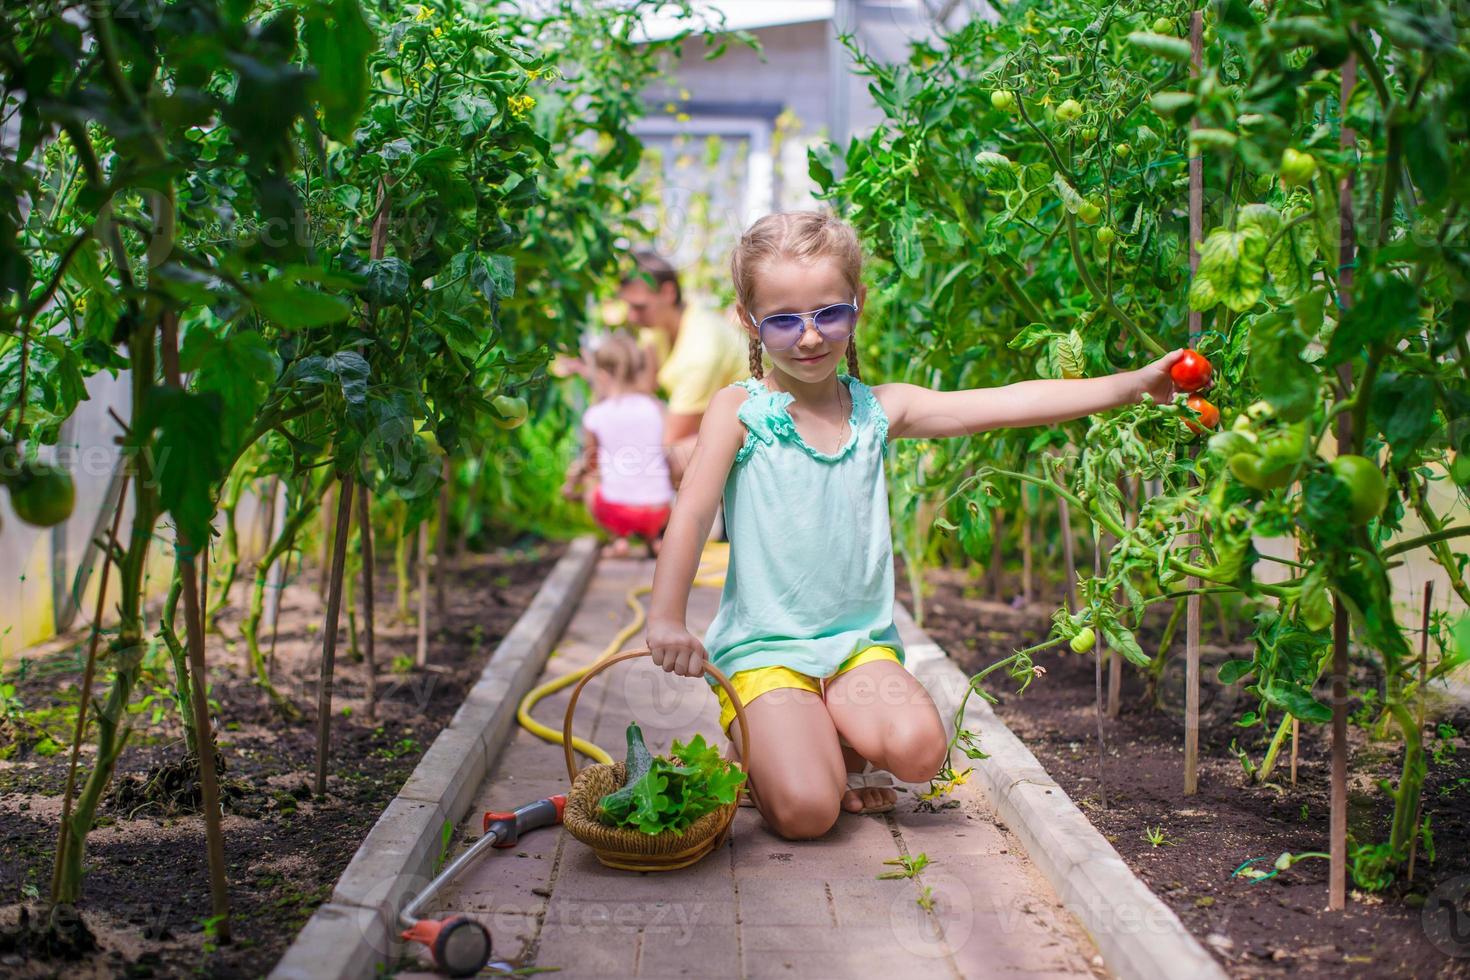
[894,603,1228,980]
[271,536,600,980]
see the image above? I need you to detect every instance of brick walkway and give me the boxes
[397,557,1103,979]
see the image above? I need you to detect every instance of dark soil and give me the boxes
[900,562,1470,980]
[0,539,563,978]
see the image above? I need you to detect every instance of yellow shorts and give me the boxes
[714,645,902,735]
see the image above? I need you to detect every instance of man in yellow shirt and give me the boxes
[620,251,748,487]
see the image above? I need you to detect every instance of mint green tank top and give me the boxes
[701,374,905,687]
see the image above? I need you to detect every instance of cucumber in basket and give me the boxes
[595,723,746,835]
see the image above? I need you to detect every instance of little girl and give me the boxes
[563,333,675,557]
[646,211,1184,839]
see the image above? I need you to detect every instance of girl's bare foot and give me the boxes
[840,743,896,813]
[607,537,632,557]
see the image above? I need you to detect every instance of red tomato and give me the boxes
[1170,350,1213,392]
[1185,395,1220,433]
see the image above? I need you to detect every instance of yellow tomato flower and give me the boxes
[508,94,536,117]
[414,5,432,21]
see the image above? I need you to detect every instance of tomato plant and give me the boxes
[0,0,702,930]
[817,0,1470,892]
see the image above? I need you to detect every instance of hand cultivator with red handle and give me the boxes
[399,794,567,976]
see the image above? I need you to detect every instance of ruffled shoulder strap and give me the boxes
[846,376,890,451]
[732,378,795,465]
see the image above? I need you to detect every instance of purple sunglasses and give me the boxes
[749,297,860,352]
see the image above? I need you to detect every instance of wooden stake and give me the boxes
[52,475,129,902]
[1020,485,1034,605]
[1329,48,1359,914]
[416,522,429,667]
[315,475,356,798]
[267,548,291,678]
[358,484,378,720]
[1059,496,1078,612]
[435,457,449,618]
[318,482,336,598]
[989,508,1005,600]
[1406,581,1433,882]
[1292,522,1301,786]
[1183,8,1205,797]
[1093,544,1109,809]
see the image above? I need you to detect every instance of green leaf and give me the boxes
[1325,271,1414,366]
[1127,31,1193,62]
[143,386,226,547]
[1262,680,1332,724]
[472,254,516,301]
[1218,659,1256,684]
[1051,173,1085,215]
[360,257,413,306]
[1299,565,1334,632]
[1189,227,1267,312]
[183,330,274,457]
[894,209,925,278]
[252,278,352,329]
[1149,91,1196,120]
[1100,621,1149,667]
[1008,322,1054,352]
[1247,311,1317,422]
[303,0,374,141]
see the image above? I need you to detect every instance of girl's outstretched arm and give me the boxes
[646,385,747,677]
[880,350,1187,439]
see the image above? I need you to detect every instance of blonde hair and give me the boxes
[592,331,644,386]
[730,210,864,380]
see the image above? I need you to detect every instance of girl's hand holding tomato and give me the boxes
[1132,349,1195,404]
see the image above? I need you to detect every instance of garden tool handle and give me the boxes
[483,794,567,847]
[400,794,565,929]
[561,648,750,783]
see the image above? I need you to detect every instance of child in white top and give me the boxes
[563,333,675,556]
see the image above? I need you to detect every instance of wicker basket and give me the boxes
[560,648,750,872]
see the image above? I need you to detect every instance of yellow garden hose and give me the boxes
[515,541,731,765]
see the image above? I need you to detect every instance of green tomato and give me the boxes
[1077,200,1102,223]
[1331,454,1388,524]
[1229,452,1294,491]
[1207,430,1256,459]
[991,89,1017,112]
[1069,627,1096,654]
[1113,142,1132,160]
[1096,226,1116,246]
[1280,148,1318,187]
[7,461,75,528]
[1259,423,1308,464]
[491,394,529,431]
[1079,126,1098,143]
[1055,98,1083,124]
[1152,16,1174,34]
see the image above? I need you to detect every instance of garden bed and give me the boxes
[0,541,563,979]
[900,564,1470,980]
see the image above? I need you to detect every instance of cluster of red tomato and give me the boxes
[1170,350,1217,431]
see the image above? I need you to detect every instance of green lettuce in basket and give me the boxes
[595,723,747,835]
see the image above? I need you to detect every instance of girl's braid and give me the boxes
[748,336,764,379]
[844,337,861,381]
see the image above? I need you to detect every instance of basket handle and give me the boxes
[562,647,751,784]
